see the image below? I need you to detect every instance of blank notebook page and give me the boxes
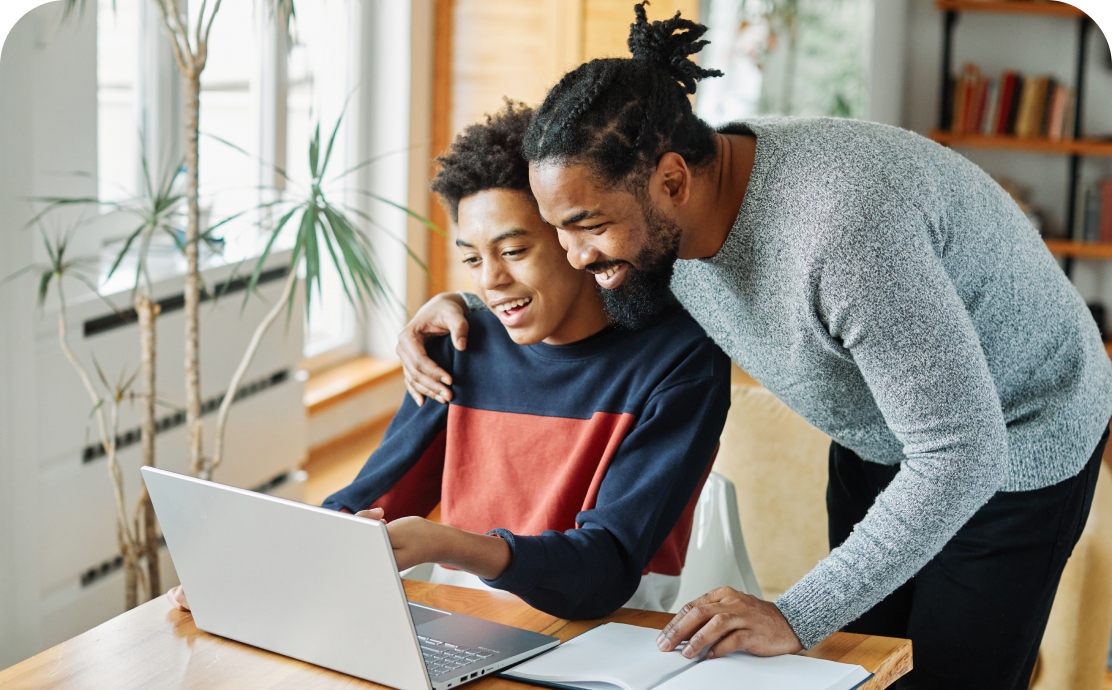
[653,650,871,690]
[503,623,697,690]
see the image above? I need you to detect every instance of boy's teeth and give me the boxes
[495,298,530,313]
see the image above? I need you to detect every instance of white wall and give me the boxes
[902,0,1112,307]
[869,0,908,127]
[0,3,96,667]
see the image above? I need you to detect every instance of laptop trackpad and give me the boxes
[409,602,452,626]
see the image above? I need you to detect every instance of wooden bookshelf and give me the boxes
[934,1,1086,18]
[930,130,1112,157]
[1044,240,1112,260]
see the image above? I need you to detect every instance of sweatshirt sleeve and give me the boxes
[774,204,1009,648]
[481,345,732,619]
[320,340,453,517]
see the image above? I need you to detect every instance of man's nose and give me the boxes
[559,231,598,270]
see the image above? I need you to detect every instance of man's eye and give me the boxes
[582,224,606,234]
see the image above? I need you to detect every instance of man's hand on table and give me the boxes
[397,292,470,406]
[354,508,511,581]
[657,587,804,659]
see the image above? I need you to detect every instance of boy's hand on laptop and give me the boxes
[397,292,469,406]
[656,586,803,659]
[166,585,191,612]
[356,509,511,579]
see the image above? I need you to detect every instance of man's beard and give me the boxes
[594,203,682,330]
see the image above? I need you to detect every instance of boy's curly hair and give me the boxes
[430,101,535,222]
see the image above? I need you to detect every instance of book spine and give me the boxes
[981,78,999,136]
[972,77,990,134]
[1085,186,1101,242]
[996,72,1015,135]
[1061,88,1076,141]
[1039,77,1056,138]
[1047,85,1066,142]
[1006,75,1026,135]
[1020,76,1047,139]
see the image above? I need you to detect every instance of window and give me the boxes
[197,0,261,245]
[697,0,874,124]
[97,0,140,202]
[286,1,360,363]
[95,0,366,364]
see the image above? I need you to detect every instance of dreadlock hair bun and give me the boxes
[430,100,535,223]
[523,2,722,191]
[628,2,722,95]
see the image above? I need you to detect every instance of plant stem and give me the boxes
[183,71,204,478]
[56,290,144,608]
[137,295,161,596]
[211,266,298,473]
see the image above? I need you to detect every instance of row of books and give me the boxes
[1077,179,1112,243]
[950,63,1075,141]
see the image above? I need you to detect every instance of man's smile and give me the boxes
[588,261,629,290]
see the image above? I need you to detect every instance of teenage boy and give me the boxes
[396,6,1112,690]
[297,104,730,620]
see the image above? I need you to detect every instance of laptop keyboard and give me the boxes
[418,635,496,677]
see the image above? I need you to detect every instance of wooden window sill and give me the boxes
[304,355,403,416]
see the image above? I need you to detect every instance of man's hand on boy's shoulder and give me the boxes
[397,292,470,406]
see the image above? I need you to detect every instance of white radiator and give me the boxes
[29,251,308,648]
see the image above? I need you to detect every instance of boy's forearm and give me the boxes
[433,524,512,580]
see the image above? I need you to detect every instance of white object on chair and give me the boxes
[671,472,762,612]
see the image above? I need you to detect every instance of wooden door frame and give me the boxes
[427,0,454,298]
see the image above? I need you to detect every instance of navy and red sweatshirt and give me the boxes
[322,307,731,620]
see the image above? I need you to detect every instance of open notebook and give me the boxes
[502,623,872,690]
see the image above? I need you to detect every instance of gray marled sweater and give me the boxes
[669,117,1112,647]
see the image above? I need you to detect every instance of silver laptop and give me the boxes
[142,466,560,690]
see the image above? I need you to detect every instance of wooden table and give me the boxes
[0,581,912,689]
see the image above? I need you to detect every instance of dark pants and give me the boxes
[828,426,1108,690]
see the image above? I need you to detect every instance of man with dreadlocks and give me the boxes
[397,4,1112,689]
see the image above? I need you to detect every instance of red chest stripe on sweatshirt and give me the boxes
[441,406,636,538]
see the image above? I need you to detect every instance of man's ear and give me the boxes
[654,152,692,208]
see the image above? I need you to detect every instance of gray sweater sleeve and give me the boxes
[457,291,487,313]
[774,203,1009,647]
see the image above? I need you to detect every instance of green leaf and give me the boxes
[204,133,292,183]
[37,270,53,308]
[301,204,321,318]
[245,204,301,309]
[354,191,445,236]
[315,211,357,309]
[309,123,321,180]
[318,95,352,179]
[92,356,110,391]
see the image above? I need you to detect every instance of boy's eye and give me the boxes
[462,256,480,266]
[503,248,525,258]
